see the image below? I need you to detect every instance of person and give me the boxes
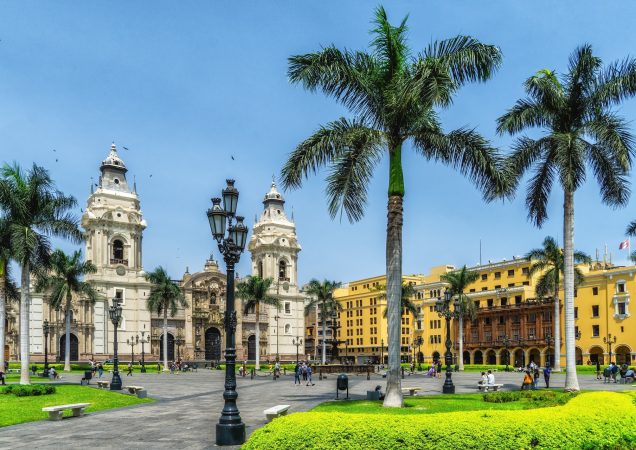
[0,369,5,385]
[596,360,602,380]
[436,361,442,378]
[532,368,540,389]
[97,363,103,378]
[49,367,59,380]
[427,365,435,377]
[127,362,133,376]
[294,363,302,385]
[302,363,308,381]
[374,385,385,400]
[610,362,619,383]
[543,364,551,388]
[603,365,612,383]
[479,371,487,385]
[521,370,533,390]
[157,362,161,373]
[410,362,415,374]
[486,370,495,386]
[625,367,635,383]
[306,364,314,386]
[274,361,281,379]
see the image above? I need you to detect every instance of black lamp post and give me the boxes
[43,320,50,377]
[501,335,511,372]
[414,336,423,371]
[604,333,617,363]
[207,179,248,446]
[274,314,280,362]
[293,337,303,364]
[127,335,138,367]
[109,298,123,390]
[436,289,460,394]
[140,325,149,373]
[545,331,553,367]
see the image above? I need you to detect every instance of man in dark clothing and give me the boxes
[543,365,551,388]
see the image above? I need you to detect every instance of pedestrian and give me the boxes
[543,365,551,388]
[0,369,5,386]
[596,360,601,380]
[533,368,540,389]
[306,365,314,386]
[610,362,619,383]
[302,363,308,381]
[127,362,133,376]
[521,370,533,390]
[436,361,442,378]
[274,361,281,379]
[97,363,103,378]
[294,363,301,385]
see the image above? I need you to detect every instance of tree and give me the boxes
[34,249,100,371]
[281,6,506,407]
[0,219,19,373]
[525,237,591,371]
[303,279,342,364]
[0,163,81,384]
[374,283,418,318]
[145,266,188,371]
[625,223,636,263]
[237,275,280,370]
[440,266,479,371]
[498,46,636,391]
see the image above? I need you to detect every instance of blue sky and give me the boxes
[2,1,636,284]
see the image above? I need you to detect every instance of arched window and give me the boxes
[279,260,287,280]
[258,260,263,278]
[113,239,124,260]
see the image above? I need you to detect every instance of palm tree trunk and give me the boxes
[321,300,326,364]
[162,308,169,371]
[64,293,71,371]
[383,193,404,407]
[563,189,579,391]
[20,261,30,385]
[255,302,260,370]
[553,273,562,371]
[458,316,464,371]
[0,262,6,374]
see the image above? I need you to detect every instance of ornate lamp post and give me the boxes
[501,335,511,372]
[43,320,50,377]
[127,335,139,367]
[545,331,554,367]
[414,335,424,371]
[604,333,617,363]
[435,289,460,394]
[140,325,149,373]
[207,179,248,446]
[109,298,123,390]
[274,314,280,362]
[293,337,303,364]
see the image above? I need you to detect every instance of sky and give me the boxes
[1,1,636,285]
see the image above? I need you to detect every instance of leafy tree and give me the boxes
[145,266,188,371]
[525,237,590,371]
[35,250,100,371]
[0,163,81,384]
[303,279,342,364]
[498,46,636,391]
[440,266,479,371]
[237,275,280,370]
[281,6,506,407]
[0,219,19,372]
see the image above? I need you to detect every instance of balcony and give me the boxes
[110,258,128,266]
[192,308,209,320]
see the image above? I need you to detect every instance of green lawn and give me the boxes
[0,384,153,427]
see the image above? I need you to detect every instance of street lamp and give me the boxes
[127,335,139,367]
[207,179,248,446]
[293,337,303,364]
[501,335,511,372]
[604,333,617,363]
[436,289,460,394]
[545,331,554,367]
[414,336,424,371]
[43,320,50,377]
[517,336,525,368]
[109,298,123,390]
[140,325,149,373]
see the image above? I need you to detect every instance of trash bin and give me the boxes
[336,373,349,399]
[84,370,93,380]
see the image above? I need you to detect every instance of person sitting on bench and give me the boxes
[374,385,385,400]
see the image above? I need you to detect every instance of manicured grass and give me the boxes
[313,391,574,415]
[0,384,153,427]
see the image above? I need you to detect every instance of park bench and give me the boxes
[477,383,503,392]
[401,387,422,396]
[126,385,147,398]
[7,368,20,374]
[96,380,109,389]
[42,403,90,421]
[263,404,290,422]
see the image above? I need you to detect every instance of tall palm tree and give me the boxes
[281,6,506,407]
[34,250,100,371]
[237,276,280,370]
[0,219,19,373]
[303,279,342,364]
[440,266,479,371]
[0,163,81,384]
[375,282,418,318]
[498,46,636,391]
[525,237,591,371]
[145,266,188,371]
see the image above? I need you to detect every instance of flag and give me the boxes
[619,239,630,250]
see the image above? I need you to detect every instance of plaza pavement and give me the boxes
[0,369,633,449]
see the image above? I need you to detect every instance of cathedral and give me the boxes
[13,144,307,364]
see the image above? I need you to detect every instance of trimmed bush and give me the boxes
[244,392,636,449]
[2,385,56,397]
[482,391,521,403]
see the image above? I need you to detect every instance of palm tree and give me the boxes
[237,276,280,370]
[0,219,19,373]
[0,163,81,384]
[34,250,100,371]
[375,283,418,318]
[525,237,591,371]
[281,6,506,407]
[498,46,636,391]
[303,279,342,364]
[625,223,636,263]
[440,266,479,371]
[145,266,188,371]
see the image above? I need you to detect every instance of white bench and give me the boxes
[42,403,90,421]
[478,383,503,392]
[401,387,422,396]
[96,380,109,389]
[263,404,290,422]
[126,385,147,398]
[7,368,20,374]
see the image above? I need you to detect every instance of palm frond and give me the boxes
[370,6,409,78]
[496,99,553,135]
[525,151,556,227]
[626,220,636,237]
[585,142,630,208]
[593,57,636,107]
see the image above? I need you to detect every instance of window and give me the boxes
[522,267,529,275]
[574,307,578,319]
[508,283,515,287]
[528,313,536,322]
[482,287,488,291]
[284,302,291,314]
[499,315,505,325]
[617,282,626,293]
[487,299,493,308]
[474,300,480,309]
[508,269,515,277]
[592,325,599,337]
[481,274,487,281]
[618,302,626,315]
[494,285,501,289]
[501,297,507,306]
[494,272,501,279]
[592,305,599,317]
[484,317,491,326]
[278,260,288,280]
[515,295,522,305]
[592,287,598,296]
[469,288,476,293]
[522,281,529,286]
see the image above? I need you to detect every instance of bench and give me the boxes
[401,387,422,396]
[126,385,147,398]
[7,368,20,374]
[263,404,290,422]
[366,390,381,400]
[42,403,90,421]
[96,380,109,389]
[478,383,503,392]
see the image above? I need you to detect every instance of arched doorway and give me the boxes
[205,328,222,362]
[59,333,79,362]
[159,333,175,362]
[513,349,525,367]
[589,346,604,365]
[575,347,583,365]
[615,345,631,365]
[247,335,256,361]
[486,349,496,365]
[463,351,470,364]
[528,348,540,365]
[432,351,440,363]
[474,350,483,364]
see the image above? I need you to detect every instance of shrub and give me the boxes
[2,385,56,397]
[244,392,636,449]
[482,391,521,403]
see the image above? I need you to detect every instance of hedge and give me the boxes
[244,392,636,449]
[2,384,56,397]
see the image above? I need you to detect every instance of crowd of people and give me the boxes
[294,361,314,386]
[597,361,636,384]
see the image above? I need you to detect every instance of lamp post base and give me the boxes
[216,423,245,446]
[442,383,455,394]
[110,372,122,390]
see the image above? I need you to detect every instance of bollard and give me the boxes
[251,368,254,380]
[319,368,323,381]
[367,368,370,380]
[401,366,404,379]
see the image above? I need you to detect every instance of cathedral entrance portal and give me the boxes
[160,333,175,362]
[59,333,79,362]
[205,327,222,362]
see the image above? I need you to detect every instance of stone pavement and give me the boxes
[0,369,633,449]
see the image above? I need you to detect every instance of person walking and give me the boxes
[306,365,314,386]
[294,363,301,385]
[532,368,540,389]
[97,363,103,378]
[126,362,133,376]
[436,361,442,378]
[157,361,161,373]
[596,360,602,380]
[543,365,551,388]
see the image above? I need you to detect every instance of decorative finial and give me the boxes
[90,177,94,194]
[272,173,276,187]
[185,266,190,274]
[291,206,295,222]
[133,174,137,193]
